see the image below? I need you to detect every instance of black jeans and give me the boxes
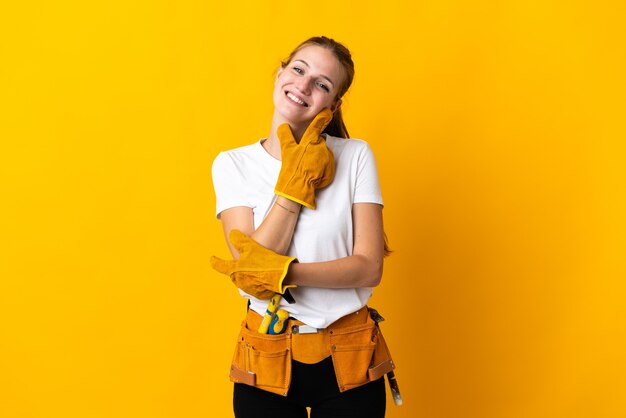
[233,356,386,418]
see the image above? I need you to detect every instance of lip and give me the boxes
[284,90,309,107]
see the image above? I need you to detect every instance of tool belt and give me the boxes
[229,305,396,396]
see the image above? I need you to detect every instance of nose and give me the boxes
[294,76,312,95]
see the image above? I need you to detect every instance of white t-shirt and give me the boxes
[212,134,383,328]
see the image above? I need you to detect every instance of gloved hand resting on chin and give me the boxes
[274,108,335,210]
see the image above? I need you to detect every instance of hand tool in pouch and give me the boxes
[387,371,403,406]
[369,308,403,406]
[268,309,289,335]
[258,293,282,334]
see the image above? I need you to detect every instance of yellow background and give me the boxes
[2,1,625,417]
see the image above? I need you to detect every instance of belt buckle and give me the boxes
[292,324,321,334]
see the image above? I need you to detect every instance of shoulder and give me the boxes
[324,135,374,155]
[212,141,267,186]
[213,140,262,161]
[324,135,377,164]
[212,140,264,169]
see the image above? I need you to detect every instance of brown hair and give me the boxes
[281,36,355,139]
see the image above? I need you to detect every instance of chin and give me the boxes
[277,108,309,124]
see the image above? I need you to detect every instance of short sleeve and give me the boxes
[353,142,384,206]
[211,152,251,219]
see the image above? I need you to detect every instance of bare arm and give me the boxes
[218,196,302,259]
[284,203,385,288]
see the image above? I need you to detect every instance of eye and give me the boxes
[316,82,330,92]
[292,66,303,74]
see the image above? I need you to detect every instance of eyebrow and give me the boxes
[293,59,335,87]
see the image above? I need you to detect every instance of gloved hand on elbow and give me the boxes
[210,229,297,300]
[274,108,336,210]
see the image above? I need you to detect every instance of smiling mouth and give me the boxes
[285,91,309,107]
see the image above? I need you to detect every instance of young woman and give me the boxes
[211,36,396,418]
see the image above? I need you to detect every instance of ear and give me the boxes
[331,98,342,113]
[275,66,284,80]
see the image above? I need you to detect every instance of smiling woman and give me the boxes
[273,36,355,140]
[210,36,397,418]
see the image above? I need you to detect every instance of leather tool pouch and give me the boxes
[229,320,292,396]
[329,308,396,392]
[229,306,396,396]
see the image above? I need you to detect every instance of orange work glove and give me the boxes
[274,108,335,209]
[210,229,297,300]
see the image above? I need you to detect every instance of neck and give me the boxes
[264,112,308,160]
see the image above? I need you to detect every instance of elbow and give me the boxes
[370,265,383,287]
[361,257,383,288]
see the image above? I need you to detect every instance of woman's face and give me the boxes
[273,44,346,126]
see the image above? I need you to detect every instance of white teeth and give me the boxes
[287,92,306,106]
